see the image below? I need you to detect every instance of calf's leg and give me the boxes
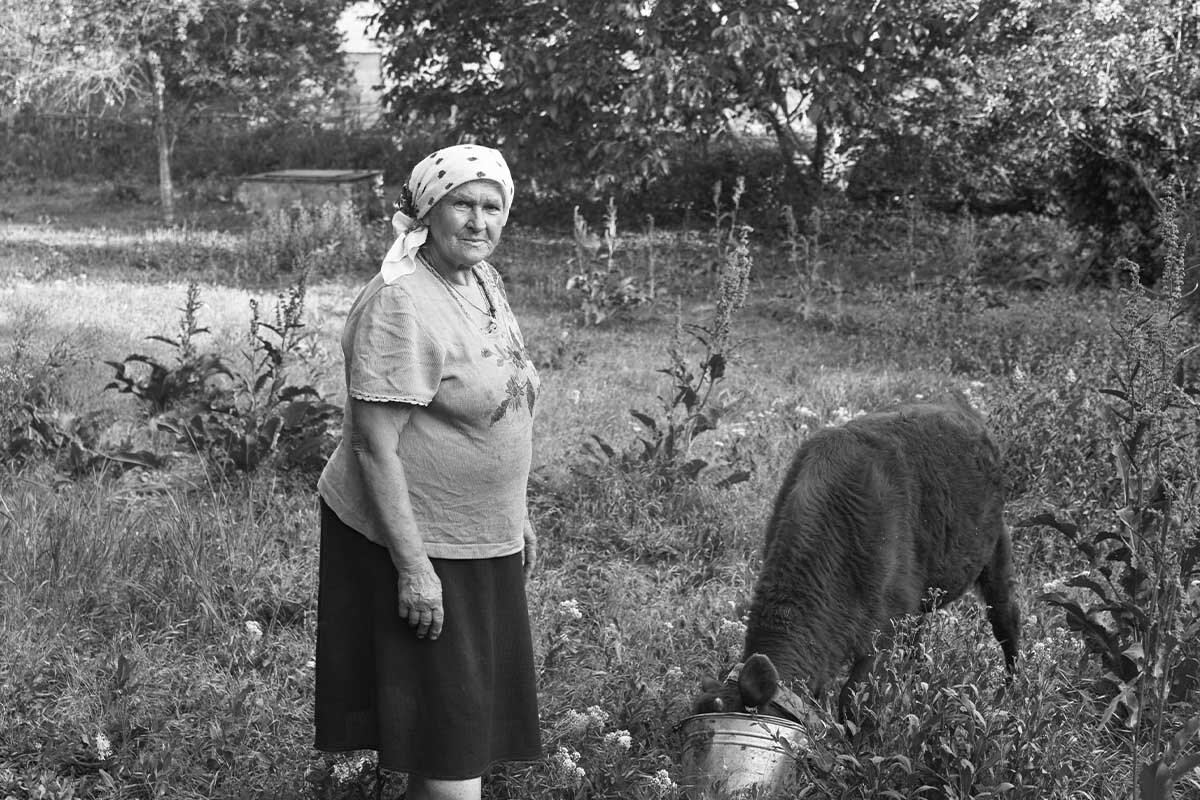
[977,525,1020,671]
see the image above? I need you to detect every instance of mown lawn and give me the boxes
[1,187,1197,799]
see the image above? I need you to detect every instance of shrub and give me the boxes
[104,282,232,416]
[238,201,388,281]
[105,278,341,479]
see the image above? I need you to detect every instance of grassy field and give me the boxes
[1,183,1198,799]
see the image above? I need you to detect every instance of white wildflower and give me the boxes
[552,746,586,784]
[1041,578,1067,594]
[718,618,746,638]
[561,710,590,736]
[94,732,113,761]
[604,729,633,751]
[650,768,677,790]
[558,599,583,620]
[244,620,264,641]
[585,705,610,727]
[1090,0,1122,22]
[331,752,372,783]
[553,746,580,768]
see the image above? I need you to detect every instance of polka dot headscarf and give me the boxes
[407,144,513,221]
[380,144,514,283]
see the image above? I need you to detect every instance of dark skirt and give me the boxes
[314,499,542,779]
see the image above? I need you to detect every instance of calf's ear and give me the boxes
[692,677,726,714]
[738,653,780,708]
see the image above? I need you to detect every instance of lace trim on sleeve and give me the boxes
[349,390,431,406]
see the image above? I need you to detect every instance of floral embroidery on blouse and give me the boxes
[481,271,538,425]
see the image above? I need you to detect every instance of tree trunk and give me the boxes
[810,118,829,185]
[759,107,808,185]
[149,53,175,224]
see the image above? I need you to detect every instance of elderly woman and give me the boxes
[314,144,541,800]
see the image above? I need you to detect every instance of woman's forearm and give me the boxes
[348,400,430,573]
[355,447,430,572]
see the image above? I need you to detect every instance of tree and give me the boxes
[5,0,353,221]
[626,0,993,188]
[0,0,128,132]
[373,0,985,196]
[373,1,645,190]
[868,0,1200,276]
[979,0,1200,277]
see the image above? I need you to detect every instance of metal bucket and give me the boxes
[677,712,814,799]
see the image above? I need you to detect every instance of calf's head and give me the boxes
[692,653,782,715]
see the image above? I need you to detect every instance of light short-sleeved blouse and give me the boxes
[317,260,540,559]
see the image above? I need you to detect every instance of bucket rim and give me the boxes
[675,711,809,733]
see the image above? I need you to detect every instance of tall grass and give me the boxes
[1,192,1198,799]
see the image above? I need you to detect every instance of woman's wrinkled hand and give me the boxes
[522,518,538,580]
[396,563,444,640]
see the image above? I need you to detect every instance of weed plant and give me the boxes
[566,200,653,326]
[103,277,340,480]
[104,282,231,415]
[1031,197,1200,799]
[580,222,753,494]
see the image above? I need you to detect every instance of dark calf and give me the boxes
[694,395,1019,720]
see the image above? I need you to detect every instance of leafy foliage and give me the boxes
[585,222,752,491]
[104,281,231,415]
[105,277,341,477]
[566,200,652,326]
[993,0,1200,280]
[1028,195,1200,797]
[373,0,981,193]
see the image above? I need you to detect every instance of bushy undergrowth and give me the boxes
[104,277,341,479]
[242,202,386,279]
[3,190,1200,799]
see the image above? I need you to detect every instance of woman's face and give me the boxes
[422,180,506,273]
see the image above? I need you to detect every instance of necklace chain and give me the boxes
[421,255,497,326]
